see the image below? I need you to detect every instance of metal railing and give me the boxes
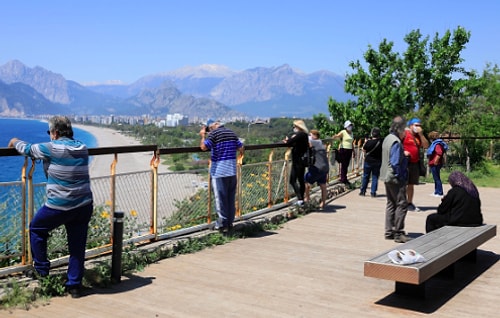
[0,140,365,276]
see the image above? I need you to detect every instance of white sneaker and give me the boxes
[295,200,304,206]
[432,194,443,198]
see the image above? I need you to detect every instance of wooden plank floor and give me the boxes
[6,182,499,317]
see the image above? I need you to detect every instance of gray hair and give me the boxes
[48,116,74,138]
[389,116,406,135]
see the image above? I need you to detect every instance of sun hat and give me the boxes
[293,120,308,133]
[344,120,353,128]
[408,118,421,126]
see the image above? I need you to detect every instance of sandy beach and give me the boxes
[73,124,157,177]
[73,124,206,222]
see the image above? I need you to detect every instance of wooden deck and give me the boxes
[6,182,499,317]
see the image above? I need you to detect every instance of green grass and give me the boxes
[423,162,499,188]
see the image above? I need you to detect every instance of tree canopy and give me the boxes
[316,26,499,169]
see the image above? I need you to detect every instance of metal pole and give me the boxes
[111,211,124,283]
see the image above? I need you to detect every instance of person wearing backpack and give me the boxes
[427,131,448,197]
[304,129,329,209]
[359,127,382,197]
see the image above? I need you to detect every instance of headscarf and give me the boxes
[448,171,480,199]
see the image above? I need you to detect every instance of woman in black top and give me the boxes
[425,171,483,233]
[283,119,309,205]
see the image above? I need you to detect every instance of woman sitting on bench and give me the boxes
[426,171,483,233]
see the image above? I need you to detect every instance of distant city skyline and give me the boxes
[1,0,499,84]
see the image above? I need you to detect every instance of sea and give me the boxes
[0,118,97,183]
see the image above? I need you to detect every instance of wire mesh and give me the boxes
[157,169,213,233]
[0,143,359,273]
[0,183,24,266]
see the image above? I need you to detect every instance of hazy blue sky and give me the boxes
[1,0,498,84]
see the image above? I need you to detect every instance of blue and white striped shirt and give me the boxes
[14,137,93,211]
[203,126,243,178]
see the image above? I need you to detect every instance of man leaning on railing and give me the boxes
[8,115,93,298]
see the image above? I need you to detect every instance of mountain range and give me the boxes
[0,60,350,120]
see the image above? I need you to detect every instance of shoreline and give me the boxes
[73,124,157,177]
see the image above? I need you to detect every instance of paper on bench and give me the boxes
[387,249,426,265]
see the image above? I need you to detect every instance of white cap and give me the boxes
[344,120,353,128]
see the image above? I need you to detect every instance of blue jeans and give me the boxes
[30,203,93,287]
[430,165,443,195]
[360,161,381,195]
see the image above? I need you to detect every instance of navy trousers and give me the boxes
[211,176,237,228]
[30,203,93,287]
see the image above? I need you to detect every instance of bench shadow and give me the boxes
[374,249,499,313]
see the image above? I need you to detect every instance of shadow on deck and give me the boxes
[5,183,500,318]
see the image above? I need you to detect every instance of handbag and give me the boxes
[333,148,341,163]
[418,148,426,177]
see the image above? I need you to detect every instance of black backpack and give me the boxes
[301,146,316,167]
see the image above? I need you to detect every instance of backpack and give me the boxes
[301,146,316,167]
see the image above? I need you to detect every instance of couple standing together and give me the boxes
[283,120,332,209]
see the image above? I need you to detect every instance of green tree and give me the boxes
[453,65,500,168]
[323,26,474,139]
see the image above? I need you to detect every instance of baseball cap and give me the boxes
[408,118,421,125]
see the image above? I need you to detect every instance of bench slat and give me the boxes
[364,225,496,284]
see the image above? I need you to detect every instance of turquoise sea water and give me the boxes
[0,118,97,183]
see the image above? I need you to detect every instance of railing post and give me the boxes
[150,151,160,237]
[111,211,124,283]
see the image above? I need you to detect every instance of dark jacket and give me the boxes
[363,138,382,164]
[285,131,309,165]
[437,186,483,226]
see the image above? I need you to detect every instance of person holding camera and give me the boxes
[402,118,429,211]
[359,127,382,197]
[199,119,244,233]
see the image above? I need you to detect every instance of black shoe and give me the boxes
[359,192,365,196]
[24,268,48,279]
[385,234,394,240]
[370,193,376,198]
[66,285,82,298]
[407,203,421,212]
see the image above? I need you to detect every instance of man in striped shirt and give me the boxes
[200,119,244,233]
[8,116,93,298]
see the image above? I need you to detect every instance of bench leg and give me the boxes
[460,249,477,262]
[395,281,426,298]
[437,263,455,279]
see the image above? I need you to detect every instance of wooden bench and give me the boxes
[364,225,497,298]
